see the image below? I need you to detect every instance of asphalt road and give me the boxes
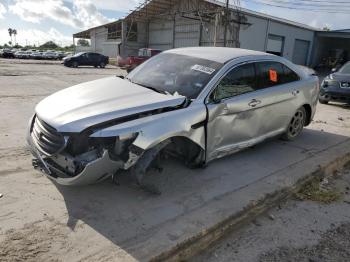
[0,58,349,262]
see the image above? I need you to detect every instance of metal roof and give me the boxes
[126,0,318,31]
[74,0,319,38]
[73,20,122,39]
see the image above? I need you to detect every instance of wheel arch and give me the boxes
[302,103,312,126]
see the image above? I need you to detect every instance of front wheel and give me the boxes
[72,61,79,68]
[281,107,307,141]
[99,62,106,68]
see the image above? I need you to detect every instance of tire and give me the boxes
[99,62,106,68]
[281,107,307,141]
[72,61,79,68]
[319,98,328,104]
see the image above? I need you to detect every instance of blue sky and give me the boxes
[0,0,348,47]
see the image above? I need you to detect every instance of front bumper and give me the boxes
[320,87,350,102]
[26,127,123,186]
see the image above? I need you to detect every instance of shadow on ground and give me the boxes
[55,129,350,260]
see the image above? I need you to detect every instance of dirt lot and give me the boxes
[0,58,349,261]
[192,166,350,262]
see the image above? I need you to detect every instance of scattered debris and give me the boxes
[268,214,275,221]
[338,117,344,121]
[314,120,327,124]
[0,193,3,199]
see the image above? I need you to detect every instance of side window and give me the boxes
[256,62,284,89]
[256,62,300,89]
[282,65,300,83]
[212,63,256,101]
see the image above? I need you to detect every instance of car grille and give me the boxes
[31,117,65,156]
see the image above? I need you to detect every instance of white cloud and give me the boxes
[0,2,6,19]
[0,27,72,46]
[65,0,141,12]
[9,0,113,29]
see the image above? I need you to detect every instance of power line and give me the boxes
[242,0,350,13]
[263,0,350,8]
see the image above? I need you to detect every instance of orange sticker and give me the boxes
[269,69,278,83]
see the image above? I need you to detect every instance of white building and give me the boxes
[73,0,350,67]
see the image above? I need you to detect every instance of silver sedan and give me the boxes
[27,47,320,187]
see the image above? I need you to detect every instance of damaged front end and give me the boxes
[27,115,144,186]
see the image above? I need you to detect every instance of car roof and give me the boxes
[165,47,274,64]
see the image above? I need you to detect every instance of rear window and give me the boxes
[256,62,299,89]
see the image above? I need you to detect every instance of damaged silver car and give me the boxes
[27,47,320,187]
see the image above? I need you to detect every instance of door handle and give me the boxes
[248,99,262,108]
[292,90,300,96]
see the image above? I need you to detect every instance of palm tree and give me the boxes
[12,29,17,46]
[8,28,13,46]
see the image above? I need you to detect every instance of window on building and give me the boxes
[107,23,122,40]
[266,34,285,56]
[126,22,138,42]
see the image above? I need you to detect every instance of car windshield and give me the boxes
[127,53,223,99]
[339,63,350,74]
[73,52,85,57]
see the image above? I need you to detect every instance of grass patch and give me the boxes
[109,58,117,66]
[296,177,342,204]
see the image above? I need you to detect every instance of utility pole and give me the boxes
[223,0,229,47]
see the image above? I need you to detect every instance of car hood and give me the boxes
[328,73,350,82]
[36,77,186,133]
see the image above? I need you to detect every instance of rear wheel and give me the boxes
[282,107,307,141]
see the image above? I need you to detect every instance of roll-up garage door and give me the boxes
[266,34,284,56]
[292,39,310,65]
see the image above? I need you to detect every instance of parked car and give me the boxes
[30,52,43,60]
[43,51,59,60]
[117,48,162,72]
[15,51,31,59]
[27,47,319,187]
[63,52,109,68]
[55,51,66,60]
[319,62,350,104]
[5,49,16,58]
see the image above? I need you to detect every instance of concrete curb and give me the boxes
[149,139,350,262]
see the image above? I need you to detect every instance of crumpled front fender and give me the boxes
[90,104,207,152]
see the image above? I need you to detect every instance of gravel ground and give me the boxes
[0,58,349,261]
[192,167,350,262]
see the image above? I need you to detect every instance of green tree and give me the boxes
[77,39,90,47]
[40,41,59,49]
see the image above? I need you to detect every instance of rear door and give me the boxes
[255,61,302,132]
